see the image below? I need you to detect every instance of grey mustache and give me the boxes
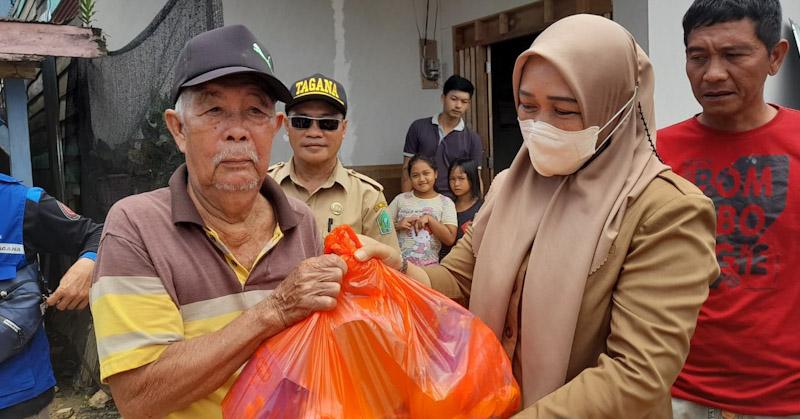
[212,144,259,166]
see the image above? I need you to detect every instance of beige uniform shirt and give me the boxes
[269,159,400,252]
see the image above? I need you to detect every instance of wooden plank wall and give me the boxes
[349,163,404,203]
[27,56,75,205]
[454,44,491,190]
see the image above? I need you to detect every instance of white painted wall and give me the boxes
[95,0,800,161]
[768,6,800,110]
[93,0,537,166]
[94,0,166,51]
[615,0,800,129]
[224,0,535,165]
[224,0,441,165]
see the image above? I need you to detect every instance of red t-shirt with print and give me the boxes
[658,106,800,416]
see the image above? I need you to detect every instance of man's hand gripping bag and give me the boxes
[223,225,520,418]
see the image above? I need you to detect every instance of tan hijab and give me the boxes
[468,14,668,407]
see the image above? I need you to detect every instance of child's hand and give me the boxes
[462,220,473,233]
[414,215,432,233]
[396,216,417,231]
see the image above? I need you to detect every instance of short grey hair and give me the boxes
[173,88,197,119]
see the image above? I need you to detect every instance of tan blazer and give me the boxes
[425,171,719,418]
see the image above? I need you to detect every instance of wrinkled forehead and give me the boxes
[191,74,275,106]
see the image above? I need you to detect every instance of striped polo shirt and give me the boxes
[90,165,322,418]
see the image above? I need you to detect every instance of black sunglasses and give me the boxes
[287,116,342,131]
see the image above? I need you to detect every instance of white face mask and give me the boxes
[519,87,638,177]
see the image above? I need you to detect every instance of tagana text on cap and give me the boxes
[286,73,348,116]
[171,25,291,103]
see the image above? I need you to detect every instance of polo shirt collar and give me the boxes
[285,158,350,194]
[431,114,465,132]
[271,162,292,185]
[169,163,299,230]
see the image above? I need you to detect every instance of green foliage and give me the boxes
[79,0,96,27]
[126,95,185,191]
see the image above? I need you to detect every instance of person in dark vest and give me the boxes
[0,174,102,418]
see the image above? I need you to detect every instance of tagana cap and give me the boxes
[171,25,291,103]
[286,73,348,116]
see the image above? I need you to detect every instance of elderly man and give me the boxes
[89,25,346,418]
[657,1,799,417]
[269,73,400,251]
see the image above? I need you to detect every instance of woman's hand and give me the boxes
[354,234,403,271]
[355,235,432,287]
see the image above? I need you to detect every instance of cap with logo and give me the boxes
[286,73,348,116]
[171,25,291,103]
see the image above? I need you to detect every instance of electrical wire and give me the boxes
[433,0,439,41]
[424,0,430,47]
[411,0,422,39]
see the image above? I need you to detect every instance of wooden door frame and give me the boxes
[452,0,612,188]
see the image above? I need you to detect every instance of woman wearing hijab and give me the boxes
[356,14,718,417]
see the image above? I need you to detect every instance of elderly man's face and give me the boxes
[166,76,284,194]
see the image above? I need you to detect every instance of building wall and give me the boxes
[224,0,534,166]
[224,0,434,165]
[614,0,800,129]
[93,0,536,166]
[94,0,167,50]
[81,0,800,163]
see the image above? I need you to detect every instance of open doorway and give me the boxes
[452,0,612,185]
[490,34,537,174]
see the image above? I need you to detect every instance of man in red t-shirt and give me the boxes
[657,0,799,417]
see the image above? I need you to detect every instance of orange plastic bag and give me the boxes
[222,225,520,418]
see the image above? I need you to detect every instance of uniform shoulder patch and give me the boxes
[268,162,288,180]
[377,208,392,235]
[267,162,286,173]
[373,201,388,213]
[347,169,384,191]
[57,201,81,221]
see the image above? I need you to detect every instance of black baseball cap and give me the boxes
[171,25,291,104]
[285,73,348,116]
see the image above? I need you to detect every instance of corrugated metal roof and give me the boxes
[51,0,76,24]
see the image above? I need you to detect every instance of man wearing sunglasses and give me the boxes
[269,73,400,251]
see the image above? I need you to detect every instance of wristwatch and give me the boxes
[400,257,409,274]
